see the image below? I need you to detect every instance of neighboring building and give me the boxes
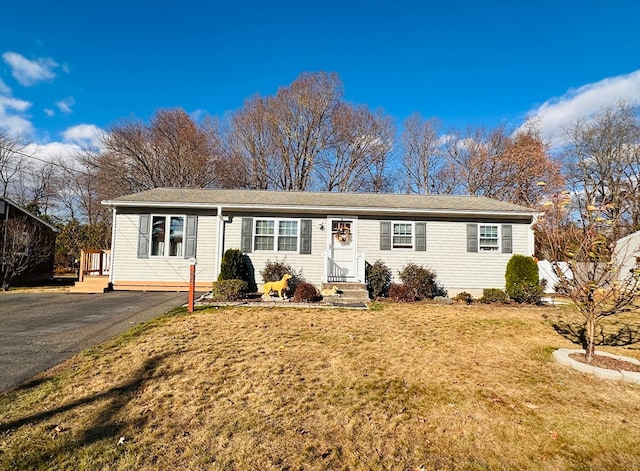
[615,230,640,281]
[0,197,58,286]
[102,188,538,297]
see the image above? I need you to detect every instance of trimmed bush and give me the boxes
[218,249,250,282]
[292,282,321,303]
[366,260,392,298]
[505,254,543,304]
[453,291,474,304]
[480,288,509,304]
[389,283,416,302]
[211,279,248,301]
[398,262,447,300]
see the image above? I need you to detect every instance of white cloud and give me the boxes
[22,124,104,166]
[44,108,55,117]
[62,124,104,149]
[0,95,33,135]
[524,70,640,147]
[55,96,75,114]
[22,126,102,163]
[0,78,11,95]
[23,141,83,162]
[2,51,59,86]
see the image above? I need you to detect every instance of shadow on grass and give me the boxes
[546,316,640,349]
[1,352,174,450]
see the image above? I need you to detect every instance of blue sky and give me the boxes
[1,0,639,158]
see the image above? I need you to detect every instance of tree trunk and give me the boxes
[585,317,596,362]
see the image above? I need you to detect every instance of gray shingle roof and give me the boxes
[104,188,536,216]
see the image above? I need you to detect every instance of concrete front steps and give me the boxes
[68,275,110,293]
[320,282,370,305]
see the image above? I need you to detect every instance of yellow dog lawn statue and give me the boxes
[262,273,293,300]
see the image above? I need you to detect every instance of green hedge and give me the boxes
[211,279,248,301]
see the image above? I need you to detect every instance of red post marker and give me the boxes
[188,258,197,312]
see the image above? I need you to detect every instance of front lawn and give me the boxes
[2,303,640,470]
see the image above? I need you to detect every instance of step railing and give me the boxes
[322,250,366,283]
[79,249,111,282]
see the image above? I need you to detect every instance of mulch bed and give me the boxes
[569,353,640,373]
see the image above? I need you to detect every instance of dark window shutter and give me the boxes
[184,215,198,259]
[415,222,426,251]
[241,218,253,253]
[300,219,312,254]
[502,224,512,253]
[138,214,150,258]
[380,221,391,250]
[467,224,478,253]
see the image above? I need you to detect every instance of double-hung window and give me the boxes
[479,225,499,251]
[151,215,185,257]
[254,218,299,252]
[392,222,413,249]
[467,223,511,253]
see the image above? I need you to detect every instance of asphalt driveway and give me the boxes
[0,291,187,392]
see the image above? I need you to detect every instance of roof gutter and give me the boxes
[101,200,537,219]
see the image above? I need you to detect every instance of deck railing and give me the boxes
[79,249,111,282]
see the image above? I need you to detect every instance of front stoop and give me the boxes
[320,282,370,305]
[68,275,110,293]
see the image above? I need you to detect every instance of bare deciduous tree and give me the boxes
[440,124,563,206]
[536,190,640,362]
[563,102,640,238]
[56,152,111,225]
[223,71,395,193]
[315,104,395,192]
[93,108,216,198]
[401,113,444,194]
[0,132,26,198]
[264,71,341,191]
[11,161,58,216]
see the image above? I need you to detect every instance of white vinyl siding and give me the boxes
[225,215,325,286]
[111,213,217,284]
[360,218,532,297]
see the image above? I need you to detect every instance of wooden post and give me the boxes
[188,258,197,313]
[79,250,86,282]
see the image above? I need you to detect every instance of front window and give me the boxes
[254,218,298,252]
[479,225,499,251]
[393,223,413,249]
[255,220,275,251]
[151,215,184,257]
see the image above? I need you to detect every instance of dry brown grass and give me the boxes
[2,303,640,470]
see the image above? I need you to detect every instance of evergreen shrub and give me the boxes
[366,260,392,298]
[210,279,248,301]
[218,249,250,282]
[505,254,543,304]
[453,291,474,304]
[480,288,509,304]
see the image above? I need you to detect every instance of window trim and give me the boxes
[149,214,186,258]
[478,224,500,252]
[391,221,415,250]
[252,217,301,253]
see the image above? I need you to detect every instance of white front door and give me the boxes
[327,218,357,281]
